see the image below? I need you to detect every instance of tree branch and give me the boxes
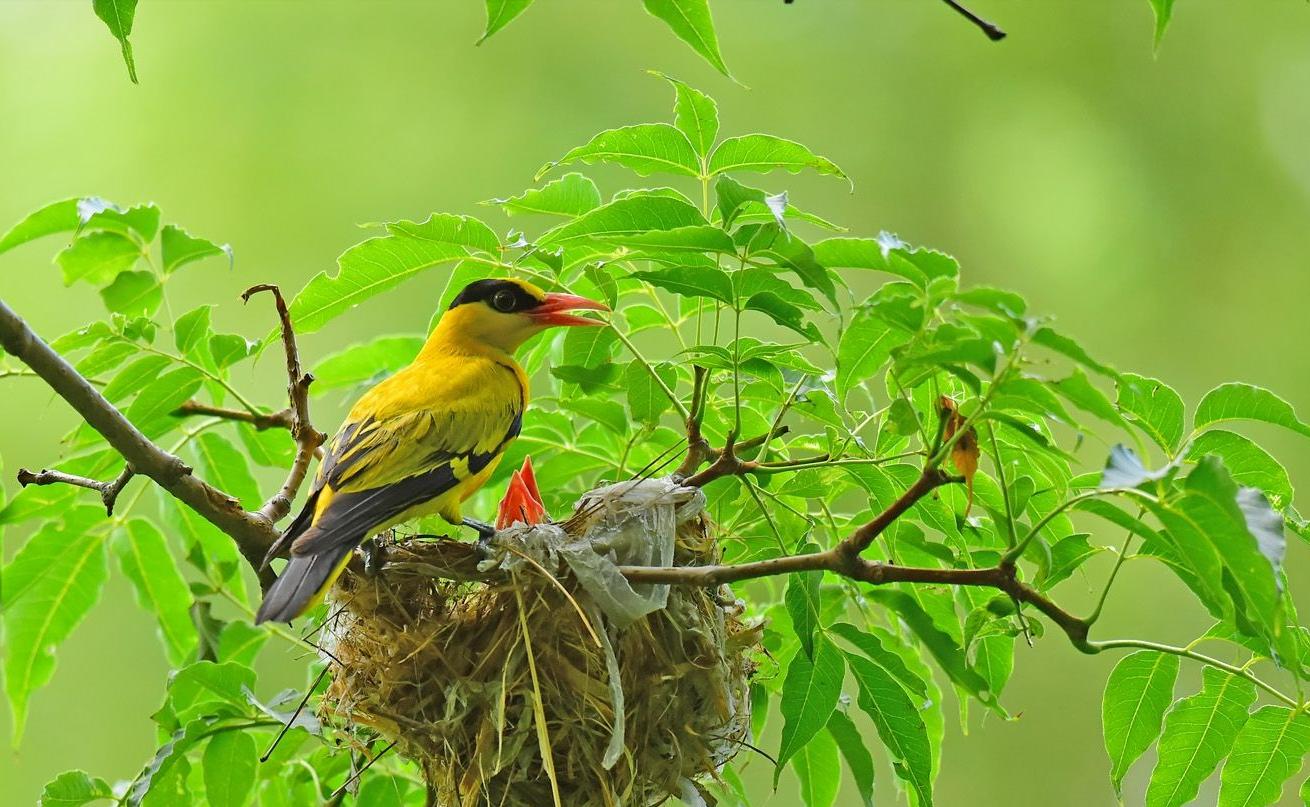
[0,299,279,588]
[940,0,1006,41]
[674,365,711,478]
[16,464,135,516]
[241,284,327,524]
[175,400,294,431]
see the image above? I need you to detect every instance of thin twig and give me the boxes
[328,739,398,799]
[940,0,1006,41]
[242,284,327,525]
[175,400,293,430]
[17,463,135,516]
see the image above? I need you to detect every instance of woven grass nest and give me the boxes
[321,477,762,807]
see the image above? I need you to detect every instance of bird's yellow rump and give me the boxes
[254,278,608,624]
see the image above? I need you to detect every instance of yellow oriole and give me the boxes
[254,278,607,624]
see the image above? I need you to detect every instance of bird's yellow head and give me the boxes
[435,278,609,353]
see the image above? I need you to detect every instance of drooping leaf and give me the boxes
[488,173,601,218]
[1235,486,1285,582]
[1032,326,1117,378]
[784,564,822,659]
[57,231,140,286]
[100,270,162,317]
[1195,382,1310,440]
[775,634,845,782]
[202,730,258,807]
[1117,373,1186,453]
[1149,0,1176,48]
[113,519,197,666]
[845,650,934,805]
[1102,650,1179,793]
[829,622,928,699]
[826,710,875,807]
[2,508,109,743]
[1217,706,1310,807]
[743,291,821,342]
[865,588,992,705]
[1052,367,1131,431]
[541,123,700,179]
[160,225,231,273]
[792,725,841,807]
[709,135,848,186]
[37,770,115,807]
[92,0,139,82]
[312,335,424,394]
[1146,667,1256,807]
[0,198,80,255]
[652,71,719,156]
[641,0,730,77]
[479,0,535,42]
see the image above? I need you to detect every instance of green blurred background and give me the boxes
[4,1,1310,804]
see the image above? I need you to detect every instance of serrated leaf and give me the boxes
[538,193,706,247]
[631,265,734,304]
[1102,650,1179,793]
[0,198,80,255]
[114,519,197,666]
[1217,706,1310,807]
[845,650,934,805]
[1117,372,1186,453]
[826,710,875,807]
[837,306,909,398]
[709,135,848,186]
[99,270,162,317]
[793,725,840,807]
[479,0,534,42]
[312,335,423,395]
[38,770,115,806]
[160,225,231,273]
[92,0,139,82]
[542,123,700,178]
[650,71,719,156]
[489,173,601,218]
[194,432,262,510]
[58,231,140,286]
[173,306,213,358]
[1195,382,1310,440]
[1188,430,1293,509]
[641,0,730,77]
[3,508,109,743]
[776,634,845,782]
[203,730,257,807]
[1146,667,1256,807]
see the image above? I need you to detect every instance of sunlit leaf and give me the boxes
[488,173,601,218]
[312,335,423,395]
[537,194,705,247]
[709,135,849,186]
[113,519,197,666]
[641,0,730,77]
[652,71,719,156]
[57,231,140,286]
[1217,706,1310,807]
[541,123,700,179]
[1146,667,1256,807]
[1188,430,1293,508]
[160,225,231,273]
[0,198,80,255]
[92,0,139,82]
[38,769,115,806]
[776,634,844,781]
[1149,0,1176,48]
[631,266,733,304]
[1032,326,1117,378]
[100,270,162,317]
[479,0,535,42]
[845,650,933,805]
[1117,373,1185,453]
[1195,382,1310,440]
[1102,650,1179,793]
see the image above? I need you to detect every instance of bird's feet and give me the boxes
[463,518,498,556]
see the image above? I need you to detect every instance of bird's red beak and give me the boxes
[529,292,608,327]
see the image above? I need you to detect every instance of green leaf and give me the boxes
[209,334,252,368]
[312,335,423,394]
[1032,326,1117,378]
[488,173,601,218]
[864,589,994,705]
[1117,373,1186,453]
[1040,533,1103,588]
[163,497,247,599]
[356,776,414,807]
[0,198,80,255]
[624,360,678,425]
[114,519,196,666]
[559,398,628,436]
[100,270,162,317]
[709,135,849,185]
[102,355,171,403]
[1217,706,1310,807]
[288,214,496,335]
[793,725,841,807]
[785,564,822,659]
[203,730,258,807]
[1188,430,1293,508]
[744,291,821,341]
[160,225,230,273]
[652,71,719,156]
[829,622,928,698]
[58,231,140,286]
[641,0,730,77]
[631,266,734,304]
[1149,0,1175,48]
[845,650,934,805]
[173,306,213,358]
[776,634,845,782]
[837,306,909,398]
[479,0,534,42]
[1195,382,1310,440]
[609,224,735,254]
[1052,367,1130,431]
[194,433,262,510]
[541,123,700,179]
[216,621,267,667]
[813,237,932,287]
[562,325,617,370]
[1102,650,1179,794]
[81,202,160,240]
[1146,667,1257,807]
[714,175,766,229]
[826,710,875,807]
[92,0,139,83]
[3,508,109,743]
[538,194,705,247]
[38,770,115,807]
[158,661,255,730]
[125,367,203,438]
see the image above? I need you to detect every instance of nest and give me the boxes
[321,478,761,807]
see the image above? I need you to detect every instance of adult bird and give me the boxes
[254,278,608,624]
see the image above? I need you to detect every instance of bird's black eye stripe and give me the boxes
[448,280,542,312]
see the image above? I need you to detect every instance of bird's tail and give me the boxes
[254,542,355,625]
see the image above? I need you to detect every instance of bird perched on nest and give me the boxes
[254,278,608,624]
